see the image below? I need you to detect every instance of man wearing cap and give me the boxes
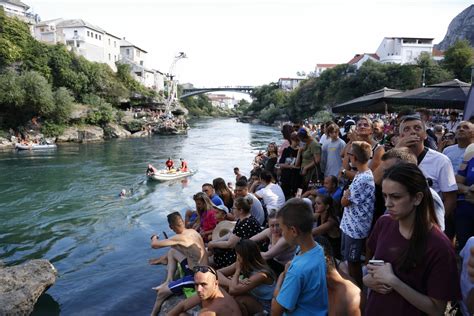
[396,114,458,237]
[167,266,242,316]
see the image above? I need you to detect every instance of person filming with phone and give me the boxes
[364,163,460,315]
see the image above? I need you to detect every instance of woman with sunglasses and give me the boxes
[250,209,296,275]
[364,163,460,315]
[208,196,261,269]
[217,239,276,315]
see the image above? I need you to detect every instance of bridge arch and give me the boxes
[180,86,255,99]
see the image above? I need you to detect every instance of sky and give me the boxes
[25,0,473,88]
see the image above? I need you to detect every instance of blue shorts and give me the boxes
[341,232,365,263]
[168,259,194,295]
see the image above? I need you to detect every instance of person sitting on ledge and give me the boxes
[167,265,242,316]
[150,212,208,316]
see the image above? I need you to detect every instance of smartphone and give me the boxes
[296,188,303,198]
[162,231,168,239]
[368,259,385,266]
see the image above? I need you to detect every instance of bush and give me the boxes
[86,102,115,126]
[41,121,66,137]
[51,87,74,124]
[124,119,145,132]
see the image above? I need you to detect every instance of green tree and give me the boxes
[442,40,474,82]
[416,52,453,85]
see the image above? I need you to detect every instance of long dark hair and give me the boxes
[315,193,339,224]
[213,177,234,207]
[382,163,437,271]
[235,239,275,281]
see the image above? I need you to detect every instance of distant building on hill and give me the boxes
[34,18,121,71]
[376,37,434,64]
[119,38,165,92]
[207,93,236,108]
[314,64,338,77]
[278,77,306,91]
[347,53,379,69]
[0,0,38,24]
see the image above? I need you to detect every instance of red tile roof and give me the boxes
[432,48,444,57]
[316,64,338,68]
[347,53,379,64]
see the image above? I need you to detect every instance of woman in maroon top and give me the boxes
[364,163,460,315]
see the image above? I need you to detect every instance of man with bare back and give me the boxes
[167,265,242,316]
[150,212,208,316]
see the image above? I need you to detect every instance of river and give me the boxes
[0,118,281,315]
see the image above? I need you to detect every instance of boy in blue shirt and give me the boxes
[272,198,328,316]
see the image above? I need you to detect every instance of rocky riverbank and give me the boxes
[0,109,189,151]
[0,259,57,315]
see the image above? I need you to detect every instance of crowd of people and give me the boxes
[147,108,474,316]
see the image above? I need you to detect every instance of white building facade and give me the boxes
[0,0,38,26]
[278,77,305,91]
[314,64,338,77]
[34,19,121,71]
[376,37,434,65]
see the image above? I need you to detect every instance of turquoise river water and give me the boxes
[0,118,280,315]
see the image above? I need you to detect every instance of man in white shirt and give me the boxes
[254,170,286,211]
[396,114,457,238]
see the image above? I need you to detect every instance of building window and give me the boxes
[74,30,78,36]
[108,38,111,45]
[126,48,130,55]
[114,41,116,47]
[108,53,111,61]
[77,42,80,48]
[140,60,143,66]
[87,31,89,37]
[137,50,140,57]
[114,55,116,61]
[40,27,45,32]
[95,34,98,39]
[99,35,101,40]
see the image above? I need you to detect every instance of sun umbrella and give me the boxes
[464,85,474,120]
[331,87,402,114]
[386,79,470,110]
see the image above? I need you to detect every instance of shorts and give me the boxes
[341,232,365,263]
[168,259,195,295]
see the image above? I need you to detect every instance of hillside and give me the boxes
[436,5,474,50]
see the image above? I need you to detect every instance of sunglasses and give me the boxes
[193,265,218,279]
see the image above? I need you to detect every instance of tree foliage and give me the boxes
[0,11,153,129]
[442,39,474,82]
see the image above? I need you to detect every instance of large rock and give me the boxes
[0,259,57,316]
[103,123,132,139]
[0,137,14,151]
[131,131,150,138]
[57,125,104,143]
[159,295,200,316]
[435,5,474,50]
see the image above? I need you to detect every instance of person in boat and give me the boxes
[165,158,174,171]
[147,164,158,176]
[179,158,188,172]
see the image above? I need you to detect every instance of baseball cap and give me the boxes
[214,204,229,213]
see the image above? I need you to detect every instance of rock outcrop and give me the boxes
[57,125,104,143]
[0,259,57,316]
[435,5,474,50]
[103,123,132,139]
[159,295,200,316]
[0,137,14,150]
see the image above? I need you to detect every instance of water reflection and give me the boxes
[0,119,280,315]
